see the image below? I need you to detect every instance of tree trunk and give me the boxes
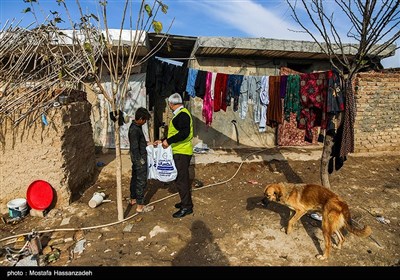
[320,133,334,188]
[114,121,124,221]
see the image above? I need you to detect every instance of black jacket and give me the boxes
[128,122,147,162]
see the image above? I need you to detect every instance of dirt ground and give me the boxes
[1,147,399,270]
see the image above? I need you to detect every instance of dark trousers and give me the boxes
[173,154,193,209]
[130,159,147,205]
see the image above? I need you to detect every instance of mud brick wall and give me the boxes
[354,71,400,153]
[0,101,96,214]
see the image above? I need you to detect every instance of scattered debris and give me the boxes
[369,235,384,249]
[15,255,38,266]
[60,217,71,226]
[193,142,210,154]
[123,224,134,232]
[64,237,74,243]
[149,225,167,238]
[376,216,390,225]
[73,239,86,255]
[138,236,146,242]
[309,213,323,221]
[4,240,30,264]
[29,209,46,218]
[44,248,61,264]
[1,216,22,225]
[41,114,48,126]
[247,180,258,185]
[193,179,204,188]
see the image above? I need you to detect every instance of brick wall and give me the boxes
[354,70,400,153]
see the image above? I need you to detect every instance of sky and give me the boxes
[1,0,399,68]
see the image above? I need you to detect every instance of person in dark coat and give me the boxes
[128,107,152,213]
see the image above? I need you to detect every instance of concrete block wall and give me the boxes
[354,70,400,153]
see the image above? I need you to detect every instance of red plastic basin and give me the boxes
[26,180,54,210]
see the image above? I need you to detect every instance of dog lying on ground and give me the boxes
[263,182,372,260]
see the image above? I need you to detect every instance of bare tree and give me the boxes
[0,0,172,220]
[286,0,400,188]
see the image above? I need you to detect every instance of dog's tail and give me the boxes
[346,221,372,237]
[343,208,372,238]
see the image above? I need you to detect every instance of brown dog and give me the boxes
[263,182,372,260]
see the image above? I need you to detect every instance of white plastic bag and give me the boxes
[154,144,177,182]
[146,145,158,180]
[146,144,177,182]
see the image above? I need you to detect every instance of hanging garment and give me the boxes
[340,79,356,157]
[202,72,213,126]
[239,76,250,120]
[146,58,187,110]
[326,69,345,131]
[259,76,269,132]
[174,67,189,100]
[278,68,318,146]
[284,74,301,122]
[239,75,261,120]
[266,75,282,128]
[252,76,262,124]
[226,74,244,111]
[186,68,199,98]
[280,75,288,99]
[298,72,328,142]
[210,72,217,100]
[194,70,208,99]
[214,73,228,112]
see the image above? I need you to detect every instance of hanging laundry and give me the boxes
[194,70,208,99]
[259,76,269,132]
[146,57,188,110]
[202,72,213,126]
[214,73,228,112]
[284,74,301,122]
[225,74,244,112]
[266,75,282,128]
[280,75,288,99]
[239,75,261,120]
[210,72,217,100]
[186,68,199,98]
[298,72,328,143]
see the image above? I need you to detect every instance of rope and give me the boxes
[0,148,268,244]
[4,239,30,263]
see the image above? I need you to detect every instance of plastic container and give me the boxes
[88,192,106,208]
[7,198,28,218]
[26,180,54,210]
